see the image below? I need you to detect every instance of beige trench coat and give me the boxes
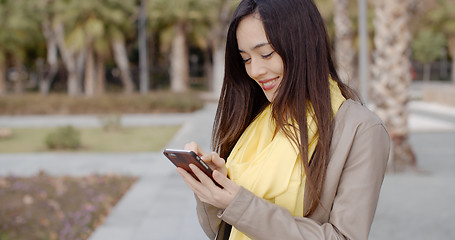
[196,99,391,240]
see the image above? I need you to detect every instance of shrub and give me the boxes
[45,126,81,150]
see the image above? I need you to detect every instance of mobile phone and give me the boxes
[163,149,219,185]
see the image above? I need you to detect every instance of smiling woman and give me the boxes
[174,0,391,240]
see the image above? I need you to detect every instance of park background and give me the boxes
[0,0,455,239]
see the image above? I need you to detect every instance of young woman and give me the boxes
[177,0,390,239]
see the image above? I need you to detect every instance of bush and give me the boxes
[45,126,81,150]
[0,92,205,115]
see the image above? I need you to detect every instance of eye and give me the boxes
[262,51,274,59]
[242,58,251,64]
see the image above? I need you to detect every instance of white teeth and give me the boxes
[263,79,276,87]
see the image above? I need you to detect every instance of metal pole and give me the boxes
[358,0,369,103]
[139,0,149,94]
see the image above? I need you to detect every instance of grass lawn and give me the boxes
[0,126,180,153]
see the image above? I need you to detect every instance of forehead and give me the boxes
[236,14,270,51]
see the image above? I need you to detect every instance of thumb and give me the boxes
[213,156,226,167]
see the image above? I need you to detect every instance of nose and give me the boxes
[247,58,267,79]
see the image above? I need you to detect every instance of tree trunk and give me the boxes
[0,61,5,95]
[371,0,416,172]
[84,42,96,96]
[332,0,357,90]
[212,47,225,95]
[170,22,189,93]
[138,0,149,94]
[13,61,24,94]
[112,39,135,94]
[448,35,455,84]
[210,0,231,96]
[422,63,431,81]
[40,21,59,95]
[96,56,106,95]
[54,23,81,96]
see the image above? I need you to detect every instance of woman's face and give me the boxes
[236,14,284,102]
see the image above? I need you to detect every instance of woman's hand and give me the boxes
[179,142,240,209]
[184,142,227,176]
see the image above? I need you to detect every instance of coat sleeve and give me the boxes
[195,195,222,239]
[218,123,390,240]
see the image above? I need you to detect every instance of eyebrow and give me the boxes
[239,42,270,53]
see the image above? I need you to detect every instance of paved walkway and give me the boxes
[1,101,455,239]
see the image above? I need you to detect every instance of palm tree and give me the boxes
[0,0,41,94]
[426,0,455,84]
[332,0,357,90]
[207,0,239,96]
[26,0,60,95]
[149,0,219,93]
[50,0,135,96]
[371,0,416,171]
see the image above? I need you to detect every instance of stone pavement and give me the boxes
[1,101,455,239]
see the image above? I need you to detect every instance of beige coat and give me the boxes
[196,99,390,239]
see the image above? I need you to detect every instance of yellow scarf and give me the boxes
[225,79,345,240]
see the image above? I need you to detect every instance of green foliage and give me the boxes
[45,126,81,150]
[427,0,455,35]
[412,30,446,64]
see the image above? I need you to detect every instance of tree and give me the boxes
[412,30,446,81]
[149,0,219,93]
[49,0,135,96]
[206,0,239,96]
[426,0,455,84]
[371,0,416,171]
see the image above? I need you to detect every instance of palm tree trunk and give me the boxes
[371,0,416,172]
[54,23,81,96]
[96,56,106,95]
[210,0,231,96]
[448,35,455,84]
[170,22,189,93]
[112,39,135,94]
[40,21,59,95]
[423,63,431,81]
[0,61,5,95]
[13,60,24,94]
[84,42,96,96]
[332,0,357,90]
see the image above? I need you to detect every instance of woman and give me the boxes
[177,0,390,239]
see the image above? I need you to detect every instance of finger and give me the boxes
[176,167,199,186]
[200,152,218,168]
[189,164,219,188]
[184,142,206,156]
[212,170,237,193]
[201,152,225,169]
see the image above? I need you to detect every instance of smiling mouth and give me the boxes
[259,77,279,91]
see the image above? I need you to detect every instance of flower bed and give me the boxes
[0,172,137,240]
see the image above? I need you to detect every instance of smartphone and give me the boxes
[163,149,219,186]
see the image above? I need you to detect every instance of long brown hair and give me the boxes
[212,0,357,216]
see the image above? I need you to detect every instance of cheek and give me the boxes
[244,66,256,81]
[273,59,284,75]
